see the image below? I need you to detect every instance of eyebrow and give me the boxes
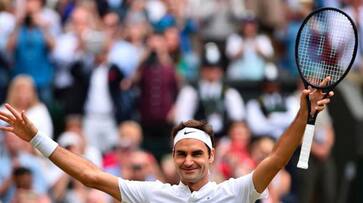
[175,149,205,155]
[191,150,204,155]
[175,150,186,155]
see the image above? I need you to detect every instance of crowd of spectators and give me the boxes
[0,0,363,202]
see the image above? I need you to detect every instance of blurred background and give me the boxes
[0,0,363,202]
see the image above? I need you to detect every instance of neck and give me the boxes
[182,177,209,192]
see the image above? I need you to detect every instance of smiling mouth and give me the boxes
[182,168,198,173]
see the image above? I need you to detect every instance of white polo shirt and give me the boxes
[118,172,268,203]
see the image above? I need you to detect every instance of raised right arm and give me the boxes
[0,104,122,201]
[49,146,120,199]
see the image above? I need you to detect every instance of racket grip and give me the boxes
[297,124,315,169]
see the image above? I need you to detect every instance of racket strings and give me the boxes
[297,9,356,87]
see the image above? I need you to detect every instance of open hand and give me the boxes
[0,104,38,142]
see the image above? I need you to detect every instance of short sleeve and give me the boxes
[223,172,268,202]
[118,178,154,203]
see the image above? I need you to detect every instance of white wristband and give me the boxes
[30,132,58,158]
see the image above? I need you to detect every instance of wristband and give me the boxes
[30,132,58,158]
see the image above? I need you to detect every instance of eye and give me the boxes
[192,150,204,157]
[175,151,187,157]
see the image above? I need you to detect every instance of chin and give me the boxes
[181,177,198,184]
[180,173,196,181]
[181,174,203,183]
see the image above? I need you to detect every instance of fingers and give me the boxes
[0,110,16,121]
[0,126,14,133]
[317,98,330,105]
[314,96,331,111]
[301,88,312,97]
[307,84,334,98]
[0,114,11,124]
[315,104,326,111]
[5,104,22,121]
[21,111,31,125]
[306,85,321,94]
[300,89,311,106]
[316,98,330,107]
[320,90,334,99]
[327,91,334,98]
[301,86,318,98]
[320,76,331,87]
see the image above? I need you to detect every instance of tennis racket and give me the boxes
[295,7,358,169]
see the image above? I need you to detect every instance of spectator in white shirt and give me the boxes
[226,13,274,81]
[175,42,246,138]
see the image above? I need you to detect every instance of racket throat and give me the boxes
[305,95,318,124]
[307,115,317,125]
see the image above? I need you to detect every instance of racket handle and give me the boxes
[297,124,315,169]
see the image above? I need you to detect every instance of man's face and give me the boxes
[14,173,32,190]
[128,151,149,181]
[201,67,223,82]
[230,122,250,147]
[173,139,214,185]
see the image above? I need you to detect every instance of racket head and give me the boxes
[295,7,358,90]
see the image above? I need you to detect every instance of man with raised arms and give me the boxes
[0,78,333,202]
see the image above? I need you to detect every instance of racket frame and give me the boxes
[294,7,358,169]
[295,7,358,91]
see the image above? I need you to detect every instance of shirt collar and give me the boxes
[177,181,217,200]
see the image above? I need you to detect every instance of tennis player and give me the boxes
[0,79,333,203]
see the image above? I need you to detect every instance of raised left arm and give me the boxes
[252,79,333,193]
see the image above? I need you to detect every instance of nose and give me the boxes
[184,155,194,167]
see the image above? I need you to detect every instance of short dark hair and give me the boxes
[13,167,32,177]
[171,120,216,155]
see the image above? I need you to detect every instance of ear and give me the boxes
[209,148,216,164]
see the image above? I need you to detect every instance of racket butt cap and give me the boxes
[297,161,308,169]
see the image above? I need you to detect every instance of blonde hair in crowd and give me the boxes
[6,75,39,109]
